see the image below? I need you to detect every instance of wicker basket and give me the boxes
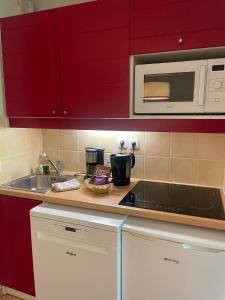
[84,178,111,194]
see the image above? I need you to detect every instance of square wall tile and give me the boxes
[6,128,28,155]
[0,157,17,183]
[0,117,9,129]
[11,153,33,179]
[28,150,41,172]
[145,132,171,157]
[42,129,60,151]
[171,133,199,159]
[170,158,198,184]
[0,154,32,183]
[26,129,42,152]
[97,131,119,153]
[78,130,99,151]
[198,133,225,160]
[0,129,8,157]
[59,130,78,151]
[144,156,169,182]
[78,151,86,173]
[60,151,79,172]
[197,160,225,187]
[130,155,144,179]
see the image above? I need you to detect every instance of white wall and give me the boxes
[33,0,92,11]
[0,0,19,18]
[0,0,15,118]
[0,0,93,18]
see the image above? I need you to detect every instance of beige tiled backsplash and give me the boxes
[0,128,42,184]
[0,127,224,188]
[42,130,225,188]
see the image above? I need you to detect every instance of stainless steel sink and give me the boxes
[1,174,75,193]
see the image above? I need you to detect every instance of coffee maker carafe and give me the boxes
[85,147,104,178]
[110,153,135,186]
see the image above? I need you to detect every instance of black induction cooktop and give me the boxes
[119,181,225,220]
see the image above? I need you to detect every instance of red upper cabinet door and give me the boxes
[130,0,225,54]
[1,11,61,117]
[0,195,41,296]
[58,0,129,118]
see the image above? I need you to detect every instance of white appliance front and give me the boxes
[122,217,225,300]
[134,58,225,115]
[30,203,126,300]
[205,58,225,113]
[134,60,206,114]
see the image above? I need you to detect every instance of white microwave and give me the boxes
[134,58,225,115]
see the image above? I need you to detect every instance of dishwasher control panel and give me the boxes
[31,216,117,247]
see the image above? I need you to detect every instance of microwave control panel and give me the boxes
[206,58,225,113]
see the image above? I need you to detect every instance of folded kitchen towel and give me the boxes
[52,179,80,192]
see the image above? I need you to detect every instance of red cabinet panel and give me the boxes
[130,0,225,54]
[8,117,225,133]
[0,195,41,296]
[58,0,130,118]
[59,0,129,32]
[0,199,4,285]
[1,11,61,117]
[130,28,225,55]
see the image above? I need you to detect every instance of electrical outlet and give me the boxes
[129,137,139,150]
[117,137,128,150]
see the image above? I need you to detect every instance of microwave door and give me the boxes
[134,60,207,115]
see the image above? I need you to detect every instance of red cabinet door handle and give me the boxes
[63,110,68,115]
[52,110,56,115]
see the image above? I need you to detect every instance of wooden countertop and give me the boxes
[0,176,225,231]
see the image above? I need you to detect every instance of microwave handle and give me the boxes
[198,65,207,106]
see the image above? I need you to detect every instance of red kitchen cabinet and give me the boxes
[0,198,4,285]
[1,11,61,117]
[1,1,130,119]
[130,0,225,54]
[0,195,41,296]
[58,0,130,118]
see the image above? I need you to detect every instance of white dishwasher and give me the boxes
[30,203,126,300]
[122,216,225,300]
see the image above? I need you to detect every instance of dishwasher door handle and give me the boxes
[37,232,108,255]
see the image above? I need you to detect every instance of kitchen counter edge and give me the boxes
[1,179,225,231]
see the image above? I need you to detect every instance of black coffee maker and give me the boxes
[85,147,104,178]
[110,153,135,186]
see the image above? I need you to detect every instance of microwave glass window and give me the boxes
[143,72,195,102]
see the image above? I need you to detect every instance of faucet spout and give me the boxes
[41,153,62,175]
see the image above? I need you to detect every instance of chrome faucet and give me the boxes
[41,153,63,175]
